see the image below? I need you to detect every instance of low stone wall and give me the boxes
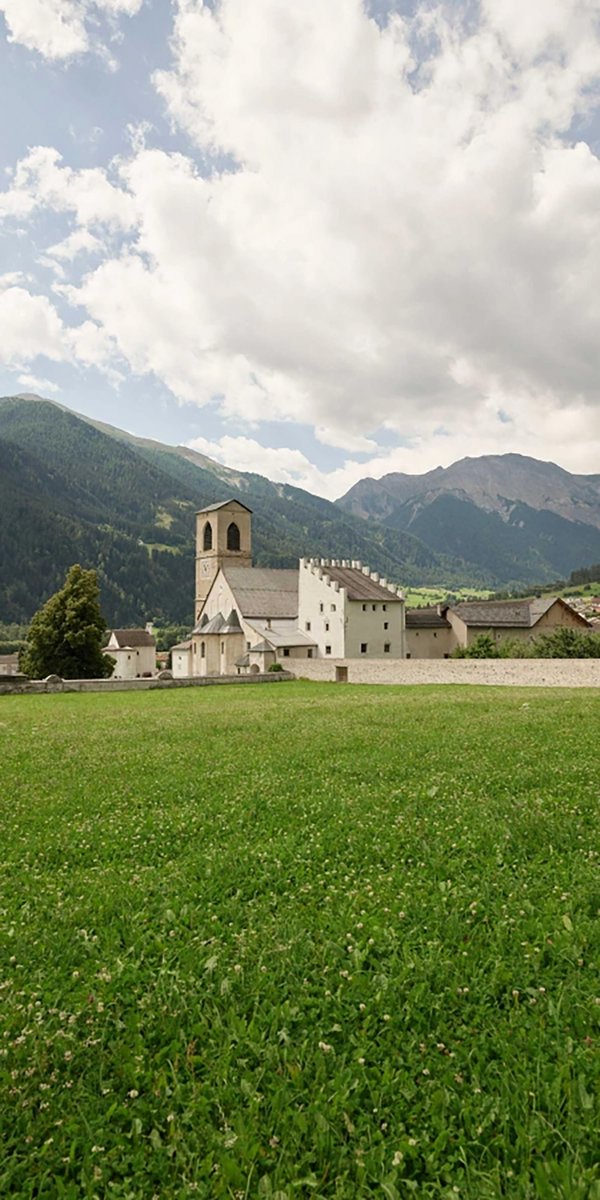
[0,672,294,696]
[288,658,600,687]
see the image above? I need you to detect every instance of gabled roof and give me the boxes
[447,597,591,629]
[223,567,299,618]
[318,565,402,603]
[171,640,192,651]
[196,499,252,515]
[108,629,155,648]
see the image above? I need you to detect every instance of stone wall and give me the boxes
[288,658,600,687]
[0,672,294,696]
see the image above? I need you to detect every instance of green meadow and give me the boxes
[0,684,598,1199]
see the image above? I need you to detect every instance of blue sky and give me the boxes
[1,0,600,497]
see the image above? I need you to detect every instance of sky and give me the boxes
[1,0,600,500]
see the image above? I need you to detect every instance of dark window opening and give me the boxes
[201,642,205,658]
[325,645,332,655]
[361,643,368,654]
[384,643,391,653]
[383,621,389,630]
[227,522,241,551]
[203,522,213,551]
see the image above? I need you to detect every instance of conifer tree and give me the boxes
[20,565,114,679]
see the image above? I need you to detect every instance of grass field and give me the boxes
[0,683,598,1199]
[403,588,493,608]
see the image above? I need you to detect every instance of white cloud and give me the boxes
[0,0,144,61]
[0,287,68,365]
[187,434,329,491]
[4,0,600,481]
[17,373,61,395]
[0,147,136,230]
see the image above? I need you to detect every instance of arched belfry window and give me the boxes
[227,522,241,551]
[203,522,213,551]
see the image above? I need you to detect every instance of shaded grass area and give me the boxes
[0,683,598,1199]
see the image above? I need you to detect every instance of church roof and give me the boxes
[223,567,299,618]
[247,620,316,648]
[194,612,225,635]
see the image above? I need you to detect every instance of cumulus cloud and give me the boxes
[3,0,600,485]
[17,373,61,395]
[0,0,144,60]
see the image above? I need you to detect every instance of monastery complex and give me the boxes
[170,499,591,678]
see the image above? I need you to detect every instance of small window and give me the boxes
[203,522,213,551]
[325,645,332,655]
[319,603,324,613]
[325,622,330,631]
[246,641,251,650]
[127,654,131,660]
[282,648,290,657]
[307,648,313,659]
[382,604,387,611]
[383,621,389,630]
[384,643,391,653]
[305,621,311,631]
[330,603,336,612]
[221,642,224,653]
[193,643,197,655]
[362,604,367,611]
[361,643,368,654]
[201,642,205,658]
[433,632,437,639]
[372,604,376,611]
[406,652,411,659]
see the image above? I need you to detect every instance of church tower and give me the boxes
[195,499,252,618]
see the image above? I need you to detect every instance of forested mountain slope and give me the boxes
[0,396,450,624]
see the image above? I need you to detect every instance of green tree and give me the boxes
[20,565,114,679]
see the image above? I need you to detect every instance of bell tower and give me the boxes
[195,499,252,618]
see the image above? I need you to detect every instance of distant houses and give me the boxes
[0,653,20,677]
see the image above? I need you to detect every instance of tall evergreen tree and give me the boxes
[20,565,114,679]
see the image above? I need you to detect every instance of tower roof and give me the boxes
[195,499,253,515]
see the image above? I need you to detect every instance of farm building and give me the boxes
[103,628,156,679]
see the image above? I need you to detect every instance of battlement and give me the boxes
[299,557,404,599]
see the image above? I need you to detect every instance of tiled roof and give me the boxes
[406,608,450,629]
[171,640,191,651]
[224,567,299,618]
[108,629,155,648]
[319,565,402,603]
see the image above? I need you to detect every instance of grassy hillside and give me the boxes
[1,684,598,1198]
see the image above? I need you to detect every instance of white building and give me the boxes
[173,500,406,676]
[104,628,156,679]
[299,558,405,659]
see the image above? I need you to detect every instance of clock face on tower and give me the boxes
[201,560,212,575]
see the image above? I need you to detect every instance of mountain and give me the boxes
[0,395,449,625]
[337,454,600,587]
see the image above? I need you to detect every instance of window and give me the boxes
[362,603,367,611]
[221,642,225,654]
[382,604,387,611]
[361,643,368,654]
[193,643,197,655]
[433,632,437,639]
[406,652,411,659]
[384,643,391,653]
[325,645,332,655]
[307,649,313,659]
[383,621,389,630]
[282,648,290,657]
[331,603,336,612]
[247,641,251,650]
[372,604,376,611]
[203,521,213,550]
[201,642,205,658]
[305,621,311,631]
[227,522,241,551]
[325,622,330,631]
[319,603,324,613]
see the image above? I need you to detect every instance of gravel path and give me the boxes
[291,659,600,687]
